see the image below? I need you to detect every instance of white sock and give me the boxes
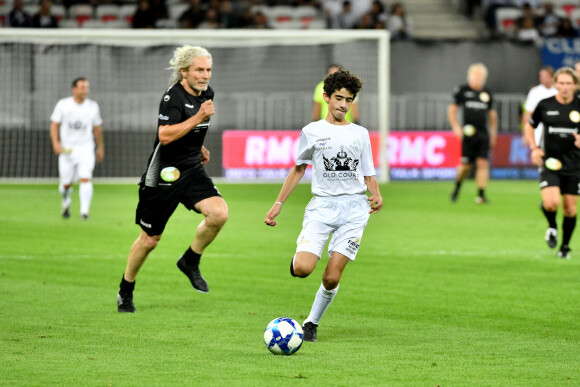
[304,283,339,325]
[79,182,93,215]
[59,184,72,208]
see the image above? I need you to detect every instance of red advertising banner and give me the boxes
[387,131,461,167]
[491,133,534,167]
[222,130,461,169]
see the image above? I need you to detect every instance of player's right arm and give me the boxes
[447,103,463,140]
[50,121,62,155]
[158,100,214,145]
[524,107,544,166]
[264,164,307,227]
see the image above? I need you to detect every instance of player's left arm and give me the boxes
[93,125,104,162]
[573,132,580,149]
[201,145,210,165]
[488,108,498,147]
[364,175,383,214]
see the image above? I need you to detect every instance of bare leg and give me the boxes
[191,196,229,254]
[451,163,471,202]
[475,157,489,191]
[124,230,161,282]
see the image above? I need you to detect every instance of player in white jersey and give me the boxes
[522,66,557,146]
[50,77,104,220]
[264,69,383,342]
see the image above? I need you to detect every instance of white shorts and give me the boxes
[58,144,95,184]
[296,194,370,261]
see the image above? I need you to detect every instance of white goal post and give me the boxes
[0,29,389,182]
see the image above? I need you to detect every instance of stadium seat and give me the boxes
[106,19,130,28]
[51,4,66,22]
[59,19,79,28]
[267,5,294,23]
[70,4,93,26]
[561,3,577,16]
[495,7,521,34]
[0,4,10,26]
[292,6,319,23]
[570,8,580,27]
[82,19,106,28]
[23,4,39,16]
[270,19,303,29]
[96,4,120,22]
[168,3,188,20]
[304,19,326,29]
[155,18,179,28]
[119,4,137,24]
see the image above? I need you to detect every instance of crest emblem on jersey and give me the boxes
[479,92,490,103]
[160,167,180,182]
[569,110,580,123]
[323,146,359,171]
[164,95,170,102]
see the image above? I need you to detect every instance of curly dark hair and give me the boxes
[323,68,362,99]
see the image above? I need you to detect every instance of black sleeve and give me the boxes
[529,103,542,128]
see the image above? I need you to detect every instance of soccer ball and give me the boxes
[263,317,304,355]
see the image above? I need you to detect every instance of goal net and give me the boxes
[0,30,389,181]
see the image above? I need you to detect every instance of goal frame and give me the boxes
[0,29,390,182]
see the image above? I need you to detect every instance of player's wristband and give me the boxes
[274,201,283,207]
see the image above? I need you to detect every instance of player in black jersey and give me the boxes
[117,46,229,312]
[448,63,498,204]
[524,67,580,259]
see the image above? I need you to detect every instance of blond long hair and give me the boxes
[168,45,212,85]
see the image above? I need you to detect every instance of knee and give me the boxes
[323,276,340,290]
[207,207,229,228]
[543,199,559,212]
[139,233,161,251]
[293,266,311,278]
[563,204,577,217]
[293,260,314,278]
[322,272,341,289]
[476,159,488,169]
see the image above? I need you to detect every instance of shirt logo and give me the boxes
[185,103,195,108]
[323,146,359,171]
[570,110,580,123]
[479,92,490,103]
[164,95,170,102]
[546,111,559,116]
[159,114,169,120]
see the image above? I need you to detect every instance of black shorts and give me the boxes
[539,169,580,195]
[135,168,222,236]
[461,136,489,164]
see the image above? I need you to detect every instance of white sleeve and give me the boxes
[50,100,63,123]
[524,89,539,113]
[93,102,103,127]
[295,129,313,165]
[361,131,375,176]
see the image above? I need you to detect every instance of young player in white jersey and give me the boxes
[50,77,104,220]
[264,69,383,342]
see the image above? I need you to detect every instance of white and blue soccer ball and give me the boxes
[263,317,304,355]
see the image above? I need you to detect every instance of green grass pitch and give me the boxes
[1,180,579,385]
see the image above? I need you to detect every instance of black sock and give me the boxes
[478,188,485,197]
[120,274,135,294]
[454,181,462,191]
[541,203,558,229]
[562,216,577,246]
[183,247,201,267]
